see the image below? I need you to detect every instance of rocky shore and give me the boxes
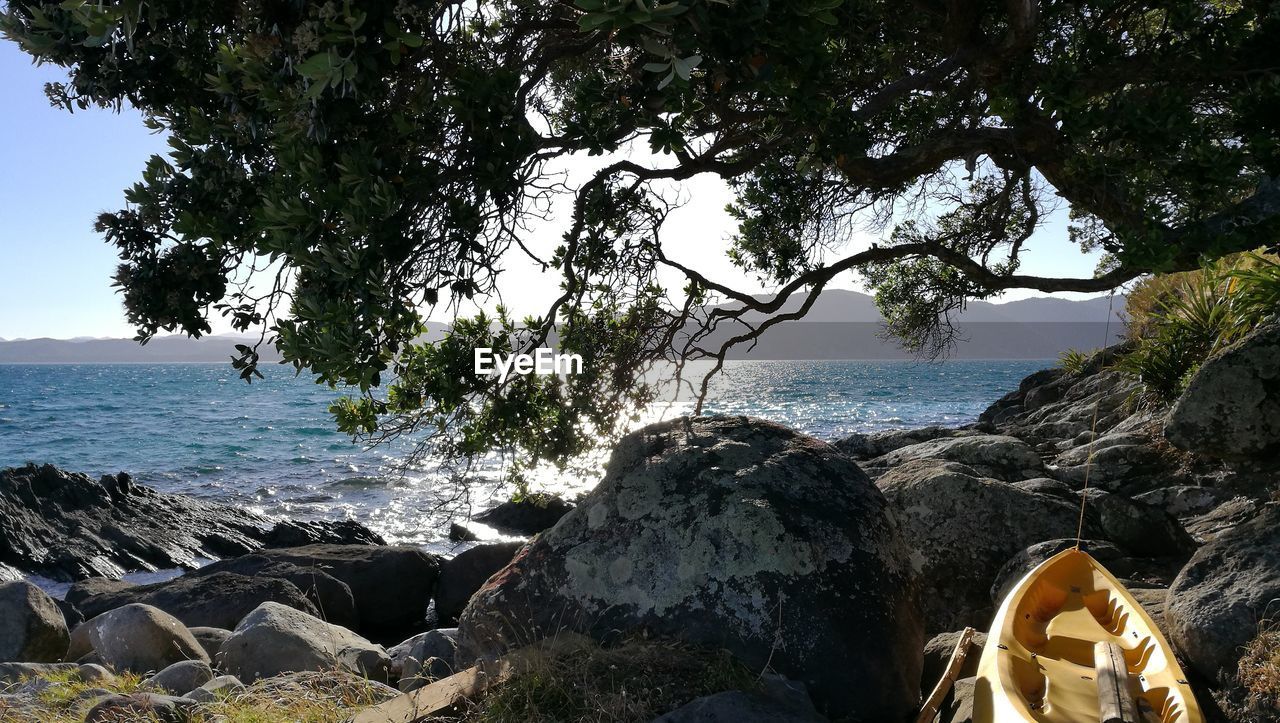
[1,322,1277,722]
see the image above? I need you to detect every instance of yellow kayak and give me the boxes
[973,548,1203,722]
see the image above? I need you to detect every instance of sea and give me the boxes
[0,360,1046,555]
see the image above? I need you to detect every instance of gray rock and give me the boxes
[144,659,214,695]
[219,601,391,683]
[76,663,114,685]
[473,494,574,536]
[869,434,1044,481]
[989,539,1125,605]
[68,603,209,673]
[652,690,827,723]
[189,627,231,662]
[459,417,923,721]
[1166,321,1280,460]
[1133,486,1235,519]
[0,580,69,663]
[185,675,245,703]
[921,631,986,697]
[1012,478,1075,499]
[1050,432,1167,490]
[245,545,440,635]
[832,426,976,460]
[434,542,523,625]
[940,676,976,723]
[189,555,358,630]
[71,571,321,630]
[0,661,78,683]
[1166,503,1280,681]
[1078,489,1197,558]
[262,518,385,548]
[66,578,137,609]
[83,692,196,723]
[1184,496,1262,542]
[877,459,1093,632]
[396,628,460,692]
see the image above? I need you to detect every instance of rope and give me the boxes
[1075,292,1119,550]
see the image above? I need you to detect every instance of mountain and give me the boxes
[0,293,1123,363]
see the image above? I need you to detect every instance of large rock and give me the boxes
[143,659,214,695]
[832,426,978,460]
[189,554,358,629]
[1166,503,1280,681]
[921,630,986,697]
[0,581,69,663]
[0,464,265,581]
[1050,431,1168,491]
[188,627,231,662]
[84,692,195,723]
[434,542,523,626]
[1077,489,1196,558]
[877,459,1094,632]
[249,545,440,635]
[69,571,320,630]
[459,417,923,721]
[70,604,208,673]
[219,602,390,683]
[472,494,575,536]
[1166,321,1280,460]
[867,434,1044,482]
[262,519,386,548]
[652,690,826,723]
[979,368,1141,449]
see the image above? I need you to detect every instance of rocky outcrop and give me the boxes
[833,425,979,460]
[0,464,389,584]
[979,368,1140,451]
[1166,503,1280,681]
[459,416,923,721]
[0,581,69,664]
[472,494,575,536]
[866,434,1044,482]
[247,545,440,636]
[220,602,391,683]
[876,459,1094,632]
[434,542,523,626]
[1166,321,1280,461]
[68,572,320,629]
[67,604,208,673]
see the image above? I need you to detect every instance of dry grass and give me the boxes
[0,668,147,722]
[1236,624,1280,718]
[435,636,761,723]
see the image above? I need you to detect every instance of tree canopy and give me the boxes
[4,0,1278,479]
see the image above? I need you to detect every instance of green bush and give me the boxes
[1058,348,1093,375]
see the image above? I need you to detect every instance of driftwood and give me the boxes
[915,626,977,723]
[349,632,594,723]
[1095,640,1139,723]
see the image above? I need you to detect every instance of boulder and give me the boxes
[1166,321,1280,460]
[70,571,320,630]
[1078,489,1197,558]
[70,604,208,673]
[0,580,69,663]
[1184,496,1263,542]
[832,426,977,460]
[472,493,575,536]
[434,542,523,625]
[939,676,977,723]
[262,518,386,548]
[1166,503,1280,681]
[188,627,231,662]
[185,674,246,703]
[190,554,358,629]
[989,539,1126,605]
[1050,432,1168,491]
[1132,486,1235,519]
[1012,478,1076,499]
[868,434,1044,482]
[0,464,266,581]
[219,602,391,683]
[921,630,986,696]
[877,459,1094,632]
[394,628,460,692]
[0,661,79,683]
[66,578,136,609]
[652,690,827,723]
[83,692,195,723]
[459,417,923,721]
[76,663,114,685]
[144,660,214,695]
[249,545,440,635]
[979,368,1141,449]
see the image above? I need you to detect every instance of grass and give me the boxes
[1058,348,1093,375]
[0,669,396,723]
[1236,623,1280,718]
[437,636,762,723]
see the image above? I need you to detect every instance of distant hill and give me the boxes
[0,293,1124,363]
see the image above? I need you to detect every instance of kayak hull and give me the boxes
[973,548,1203,722]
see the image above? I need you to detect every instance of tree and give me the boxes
[4,0,1278,482]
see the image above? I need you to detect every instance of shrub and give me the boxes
[1058,348,1092,375]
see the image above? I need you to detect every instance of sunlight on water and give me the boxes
[0,359,1046,551]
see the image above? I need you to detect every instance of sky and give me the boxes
[0,38,1105,341]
